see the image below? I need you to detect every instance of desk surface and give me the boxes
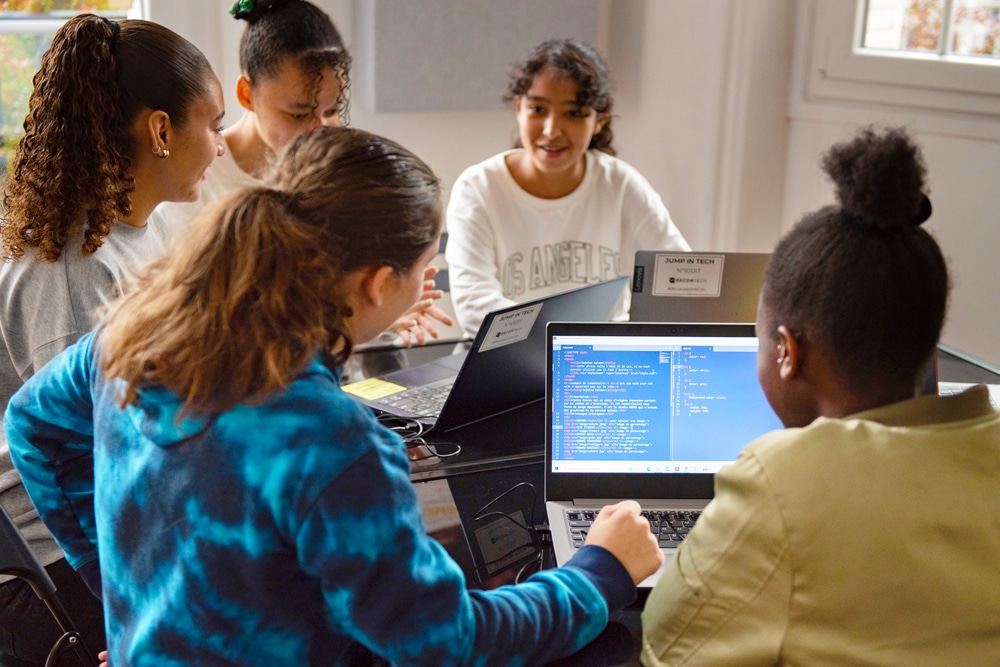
[350,342,1000,666]
[348,342,1000,482]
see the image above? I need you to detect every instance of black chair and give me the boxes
[0,503,99,667]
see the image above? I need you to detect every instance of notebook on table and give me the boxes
[630,251,771,324]
[344,276,629,434]
[543,321,784,587]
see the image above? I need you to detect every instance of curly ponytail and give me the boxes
[1,16,215,263]
[2,14,130,262]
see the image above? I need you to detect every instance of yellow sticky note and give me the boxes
[342,378,407,401]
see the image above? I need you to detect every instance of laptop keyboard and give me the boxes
[566,509,703,549]
[375,379,455,417]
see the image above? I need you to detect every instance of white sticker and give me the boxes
[651,253,725,297]
[479,303,542,352]
[473,510,534,574]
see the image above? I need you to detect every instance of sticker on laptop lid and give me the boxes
[479,303,541,352]
[652,253,725,297]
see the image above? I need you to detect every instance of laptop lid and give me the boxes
[349,276,630,433]
[544,321,784,504]
[432,276,630,432]
[630,251,770,324]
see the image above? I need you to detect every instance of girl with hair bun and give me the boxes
[445,38,690,335]
[224,0,352,180]
[641,126,1000,665]
[153,0,451,345]
[7,126,663,665]
[151,0,348,225]
[0,14,224,664]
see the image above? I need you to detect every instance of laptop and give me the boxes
[544,321,784,587]
[630,251,771,323]
[344,276,629,433]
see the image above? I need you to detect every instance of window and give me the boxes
[862,0,1000,58]
[0,1,145,173]
[803,0,1000,117]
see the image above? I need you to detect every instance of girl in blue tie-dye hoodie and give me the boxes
[6,126,662,666]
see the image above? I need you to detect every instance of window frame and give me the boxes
[805,0,1000,117]
[0,2,146,32]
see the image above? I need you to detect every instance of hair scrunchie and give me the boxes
[912,194,932,226]
[231,0,253,18]
[101,17,120,39]
[841,194,933,231]
[230,0,299,20]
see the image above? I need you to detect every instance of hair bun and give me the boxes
[230,0,300,22]
[822,126,929,229]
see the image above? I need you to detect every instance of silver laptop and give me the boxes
[544,321,784,587]
[630,251,770,324]
[345,276,629,433]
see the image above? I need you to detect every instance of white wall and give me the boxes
[151,0,998,365]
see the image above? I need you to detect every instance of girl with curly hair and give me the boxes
[445,38,691,335]
[7,126,662,665]
[152,0,452,345]
[0,14,224,664]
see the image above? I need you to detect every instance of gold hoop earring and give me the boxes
[153,146,169,159]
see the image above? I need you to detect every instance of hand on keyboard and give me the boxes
[584,500,665,585]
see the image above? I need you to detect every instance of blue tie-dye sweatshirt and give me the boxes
[6,332,634,665]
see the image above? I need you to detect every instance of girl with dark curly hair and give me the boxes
[642,126,1000,664]
[0,14,224,664]
[153,0,451,346]
[445,38,690,335]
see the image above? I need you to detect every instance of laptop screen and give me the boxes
[546,322,784,500]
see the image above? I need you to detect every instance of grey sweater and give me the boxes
[0,220,168,580]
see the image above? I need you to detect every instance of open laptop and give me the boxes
[630,251,771,323]
[344,276,629,433]
[544,321,784,587]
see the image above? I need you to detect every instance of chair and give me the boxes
[0,503,99,667]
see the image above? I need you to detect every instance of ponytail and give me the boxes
[1,16,214,262]
[2,14,130,262]
[101,187,351,414]
[101,126,441,416]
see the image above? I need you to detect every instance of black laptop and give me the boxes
[344,276,629,433]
